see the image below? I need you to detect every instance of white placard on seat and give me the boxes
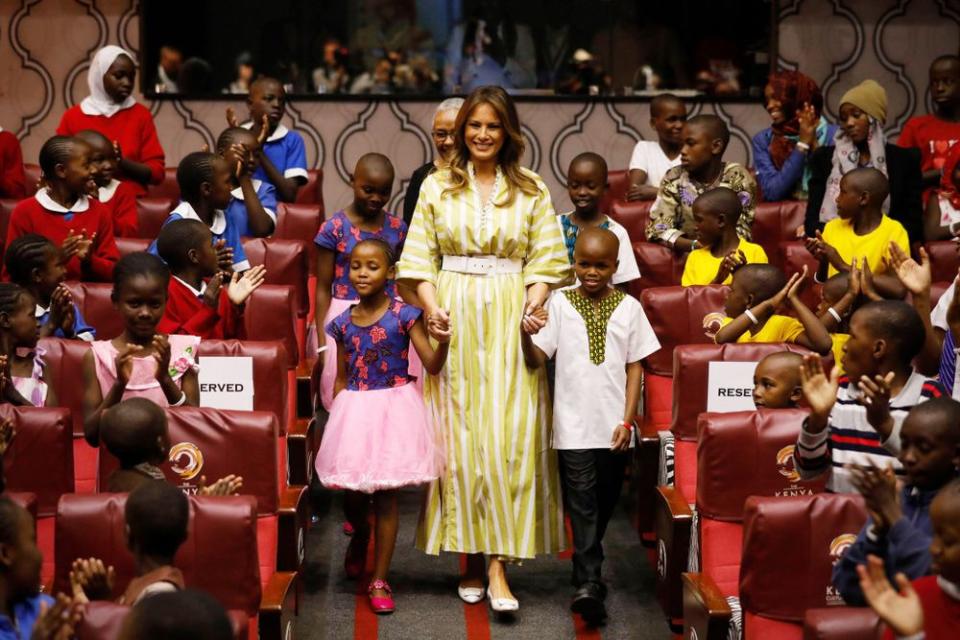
[198,356,254,410]
[706,361,759,413]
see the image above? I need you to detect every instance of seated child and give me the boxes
[70,480,188,605]
[0,283,57,407]
[74,129,139,237]
[81,253,199,446]
[99,398,242,495]
[923,141,960,241]
[0,497,55,635]
[148,151,250,273]
[626,94,685,201]
[3,135,118,281]
[899,55,960,194]
[805,167,908,298]
[681,187,768,286]
[796,301,946,493]
[559,152,640,287]
[216,126,278,237]
[520,228,661,625]
[156,219,265,339]
[4,234,95,341]
[646,114,758,252]
[715,264,833,355]
[833,397,960,605]
[752,351,803,408]
[858,479,960,640]
[118,589,234,640]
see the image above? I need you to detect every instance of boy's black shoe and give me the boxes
[570,582,607,625]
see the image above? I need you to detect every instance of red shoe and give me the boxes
[344,531,369,578]
[368,579,395,614]
[343,521,355,536]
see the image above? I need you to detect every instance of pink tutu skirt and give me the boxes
[314,382,441,493]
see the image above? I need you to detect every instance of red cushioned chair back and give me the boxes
[24,164,42,197]
[627,243,685,299]
[753,202,806,259]
[144,167,180,200]
[197,340,289,430]
[37,338,92,436]
[293,168,324,209]
[63,282,124,339]
[740,493,868,622]
[671,343,812,440]
[55,494,262,615]
[639,285,728,376]
[134,198,174,238]
[242,238,310,317]
[610,200,653,243]
[696,408,826,521]
[98,406,279,514]
[115,237,151,257]
[600,169,629,213]
[275,203,322,241]
[242,284,299,368]
[925,240,959,284]
[1,406,73,516]
[775,241,821,310]
[931,280,950,308]
[5,493,38,521]
[0,198,16,259]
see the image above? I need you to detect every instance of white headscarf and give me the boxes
[80,45,137,117]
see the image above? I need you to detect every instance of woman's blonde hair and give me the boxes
[442,86,539,205]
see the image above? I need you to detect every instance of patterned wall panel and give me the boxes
[1,0,958,217]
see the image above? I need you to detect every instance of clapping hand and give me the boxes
[858,371,894,435]
[715,249,747,283]
[226,265,266,305]
[62,230,95,263]
[804,231,842,267]
[199,474,244,496]
[849,462,900,533]
[202,273,224,309]
[799,354,840,425]
[766,265,807,312]
[69,557,115,603]
[215,239,234,272]
[857,555,924,636]
[48,285,76,337]
[797,102,818,147]
[888,243,931,298]
[114,343,142,385]
[29,594,82,640]
[152,334,172,383]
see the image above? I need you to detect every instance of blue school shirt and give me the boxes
[242,123,308,184]
[0,592,54,640]
[35,302,95,341]
[148,201,250,272]
[225,179,278,237]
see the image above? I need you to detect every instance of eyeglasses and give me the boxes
[432,130,454,141]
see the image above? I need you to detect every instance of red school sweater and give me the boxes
[57,104,165,195]
[3,192,119,281]
[99,179,139,237]
[882,575,960,640]
[157,276,242,340]
[0,131,26,199]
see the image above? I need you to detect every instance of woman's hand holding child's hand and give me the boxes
[227,265,266,305]
[199,474,244,496]
[69,557,115,603]
[521,306,548,335]
[427,309,452,342]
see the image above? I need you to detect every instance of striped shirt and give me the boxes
[795,370,944,493]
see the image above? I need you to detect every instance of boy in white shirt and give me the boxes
[626,94,687,201]
[521,227,661,625]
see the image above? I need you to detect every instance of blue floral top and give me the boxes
[326,300,421,391]
[313,210,407,300]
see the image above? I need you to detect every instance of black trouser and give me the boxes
[558,448,628,588]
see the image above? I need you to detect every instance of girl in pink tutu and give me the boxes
[315,238,448,615]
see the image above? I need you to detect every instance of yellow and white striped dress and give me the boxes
[398,164,571,559]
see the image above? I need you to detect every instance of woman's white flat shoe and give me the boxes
[486,588,519,612]
[458,585,485,604]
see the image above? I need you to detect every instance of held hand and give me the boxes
[227,265,266,305]
[152,334,172,383]
[888,243,931,296]
[797,102,818,146]
[521,306,548,335]
[857,556,924,636]
[859,372,894,433]
[426,308,452,343]
[29,593,83,640]
[215,239,235,272]
[800,354,840,420]
[610,423,632,451]
[199,474,244,496]
[115,344,142,385]
[202,273,223,309]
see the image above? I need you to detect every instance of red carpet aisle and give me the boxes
[297,488,668,639]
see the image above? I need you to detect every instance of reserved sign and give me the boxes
[199,356,254,410]
[706,361,759,412]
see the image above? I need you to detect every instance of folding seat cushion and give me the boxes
[1,406,73,515]
[62,282,123,339]
[242,285,300,370]
[925,240,959,284]
[134,197,175,238]
[55,494,297,640]
[628,242,684,299]
[144,167,179,200]
[802,607,883,640]
[115,236,151,257]
[75,601,250,640]
[24,164,42,197]
[751,201,806,259]
[293,168,324,212]
[610,200,654,244]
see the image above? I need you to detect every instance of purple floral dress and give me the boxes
[326,300,421,391]
[313,210,407,300]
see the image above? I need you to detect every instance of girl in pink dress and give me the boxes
[81,253,199,447]
[0,283,57,407]
[315,239,448,615]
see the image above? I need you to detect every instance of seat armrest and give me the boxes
[633,414,664,541]
[277,485,308,572]
[294,357,318,418]
[682,572,732,640]
[655,486,694,620]
[803,607,883,640]
[286,417,316,487]
[259,571,298,640]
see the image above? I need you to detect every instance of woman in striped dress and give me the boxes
[397,86,571,611]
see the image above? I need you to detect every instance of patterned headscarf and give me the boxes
[939,141,960,212]
[766,70,824,169]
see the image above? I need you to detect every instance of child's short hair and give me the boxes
[822,272,850,304]
[176,151,220,201]
[125,480,189,559]
[101,398,168,467]
[3,234,55,285]
[352,238,396,266]
[843,167,890,207]
[694,187,742,225]
[74,129,112,151]
[855,300,926,362]
[156,220,211,271]
[734,264,786,303]
[123,589,233,640]
[686,114,730,152]
[215,127,255,154]
[0,283,28,319]
[568,152,608,182]
[907,397,960,439]
[38,135,81,178]
[650,93,684,118]
[353,152,394,181]
[112,252,170,299]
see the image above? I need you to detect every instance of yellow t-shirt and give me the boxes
[681,239,769,286]
[831,333,849,375]
[718,314,806,344]
[821,215,909,278]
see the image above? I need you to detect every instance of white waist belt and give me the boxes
[441,255,522,275]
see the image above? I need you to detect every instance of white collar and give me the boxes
[230,178,262,200]
[98,179,121,202]
[34,303,48,318]
[35,189,90,213]
[939,575,960,601]
[241,121,288,142]
[172,201,227,235]
[173,276,206,298]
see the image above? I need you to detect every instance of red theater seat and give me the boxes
[293,168,324,211]
[4,492,38,521]
[56,494,297,639]
[62,282,123,338]
[115,236,151,256]
[75,601,249,640]
[24,164,41,197]
[242,237,310,319]
[135,197,175,238]
[274,203,322,282]
[145,167,179,201]
[775,241,822,311]
[601,169,630,212]
[925,240,959,284]
[610,200,654,243]
[751,201,806,259]
[684,493,868,640]
[628,242,685,299]
[243,285,300,369]
[802,607,883,640]
[0,198,17,259]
